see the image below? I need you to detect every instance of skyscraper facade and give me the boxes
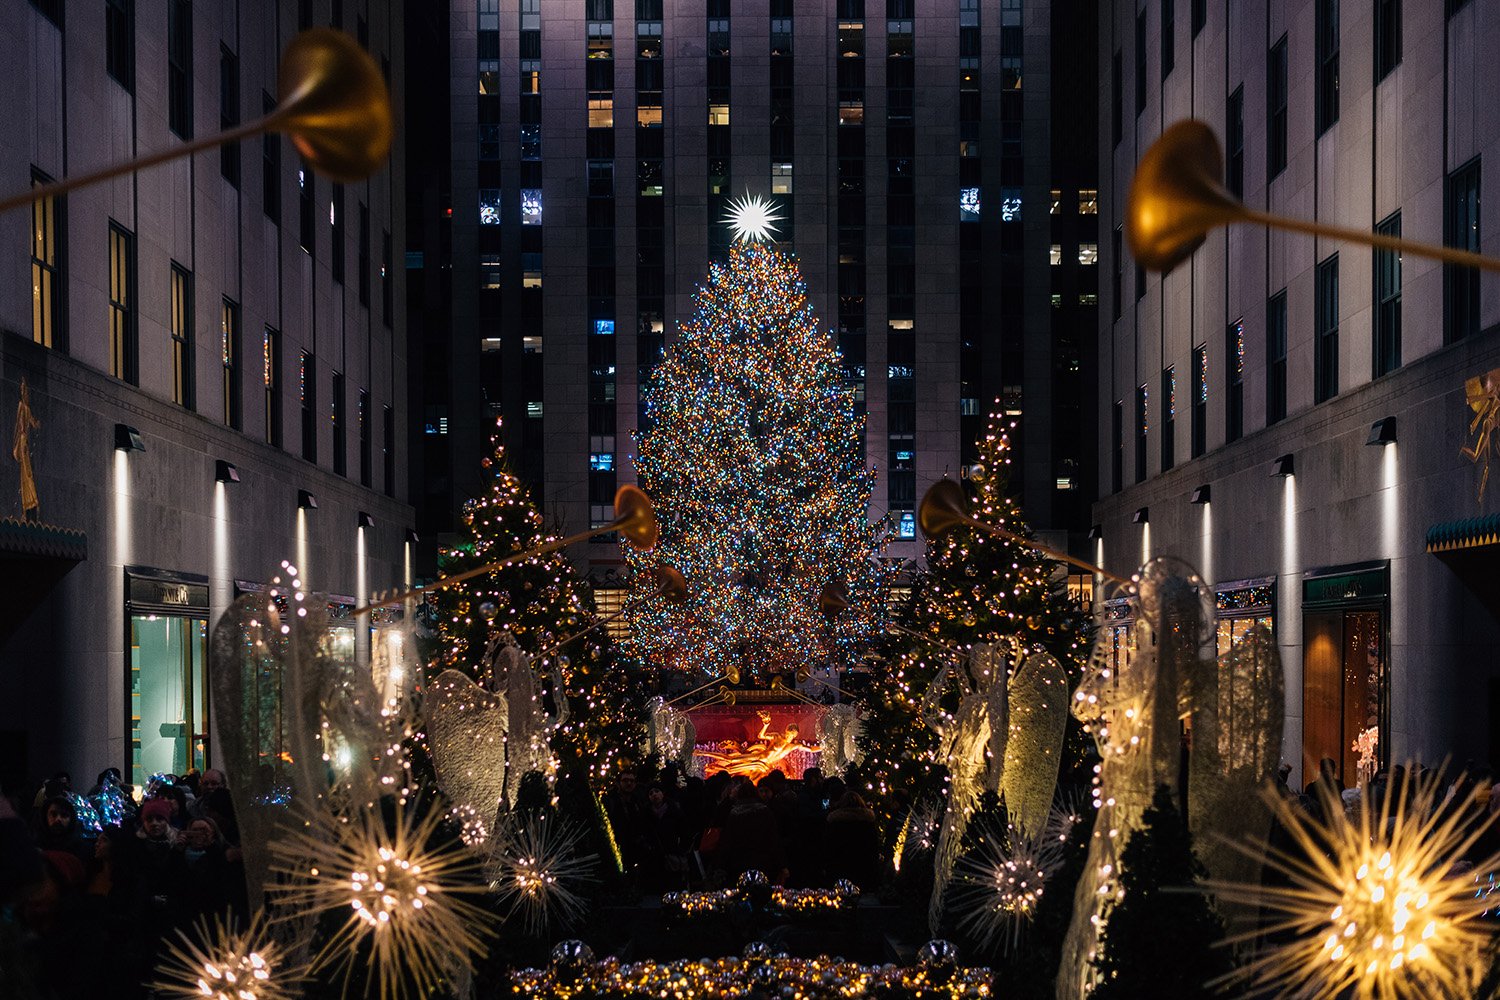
[0,0,412,788]
[429,0,1100,589]
[1096,0,1500,783]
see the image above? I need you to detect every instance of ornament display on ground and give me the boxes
[509,943,993,999]
[267,795,494,1000]
[486,811,599,937]
[1210,768,1500,1000]
[624,241,892,683]
[662,879,859,920]
[150,910,305,1000]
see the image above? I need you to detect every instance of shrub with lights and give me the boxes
[624,241,892,683]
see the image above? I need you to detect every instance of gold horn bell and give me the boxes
[917,479,970,540]
[273,28,394,184]
[1129,119,1500,275]
[1126,119,1242,272]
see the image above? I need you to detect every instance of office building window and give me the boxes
[264,327,281,447]
[359,389,371,487]
[1316,0,1339,135]
[331,370,346,476]
[1161,366,1176,471]
[222,299,240,429]
[1079,190,1098,214]
[108,222,136,384]
[772,162,793,194]
[1192,0,1206,37]
[1226,319,1244,441]
[1191,344,1207,457]
[298,161,314,254]
[381,230,392,326]
[1135,9,1147,115]
[1269,36,1287,178]
[1112,400,1124,493]
[1112,226,1123,320]
[106,0,134,93]
[1227,86,1244,199]
[300,351,316,462]
[1445,158,1480,343]
[170,264,194,409]
[30,170,64,350]
[167,0,192,138]
[1315,255,1339,403]
[358,203,370,306]
[220,46,239,186]
[1161,0,1174,79]
[1111,49,1122,148]
[1376,0,1401,81]
[1374,212,1401,376]
[32,0,61,25]
[1267,290,1287,424]
[1135,384,1148,483]
[262,93,280,222]
[383,405,395,496]
[330,184,344,284]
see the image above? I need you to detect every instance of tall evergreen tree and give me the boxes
[624,241,890,682]
[1090,785,1233,1000]
[428,420,643,786]
[858,415,1091,815]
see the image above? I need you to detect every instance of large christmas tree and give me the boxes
[858,413,1091,812]
[624,241,890,682]
[428,420,642,785]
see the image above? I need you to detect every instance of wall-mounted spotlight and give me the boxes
[114,423,145,452]
[1190,484,1212,504]
[297,489,318,509]
[1367,416,1397,446]
[1087,524,1104,540]
[215,460,240,484]
[1132,506,1150,524]
[1271,454,1295,477]
[404,528,419,544]
[357,511,375,529]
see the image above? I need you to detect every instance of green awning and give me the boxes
[1426,512,1500,553]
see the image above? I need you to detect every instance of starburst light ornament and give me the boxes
[1210,767,1500,1000]
[150,910,304,1000]
[723,191,783,243]
[268,796,495,1000]
[487,812,599,937]
[951,803,1078,955]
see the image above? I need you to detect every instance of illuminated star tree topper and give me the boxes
[723,191,784,243]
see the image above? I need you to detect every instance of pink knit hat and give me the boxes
[141,799,172,822]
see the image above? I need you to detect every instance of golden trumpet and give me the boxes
[351,483,659,616]
[0,28,391,217]
[1129,119,1500,274]
[918,479,1129,585]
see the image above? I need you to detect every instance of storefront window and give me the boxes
[1302,565,1388,787]
[131,614,209,785]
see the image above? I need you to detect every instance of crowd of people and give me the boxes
[601,763,884,892]
[1,767,248,998]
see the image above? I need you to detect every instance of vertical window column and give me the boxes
[1135,383,1148,483]
[31,170,64,350]
[1226,318,1243,441]
[837,7,866,456]
[636,0,665,438]
[265,327,282,446]
[707,2,732,263]
[1445,158,1480,344]
[887,3,916,538]
[770,1,794,243]
[170,263,194,409]
[1191,345,1207,456]
[332,370,346,476]
[222,299,241,429]
[1267,290,1288,424]
[1315,255,1340,403]
[109,222,137,384]
[957,0,982,459]
[300,350,317,462]
[359,389,371,487]
[518,2,544,484]
[1374,212,1401,375]
[1161,366,1175,471]
[588,1,617,529]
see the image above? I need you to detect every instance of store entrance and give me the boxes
[1301,564,1389,789]
[126,569,211,786]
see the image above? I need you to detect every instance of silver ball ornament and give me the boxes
[549,939,594,968]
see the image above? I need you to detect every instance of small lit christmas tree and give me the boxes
[624,240,890,682]
[858,412,1091,816]
[429,420,643,786]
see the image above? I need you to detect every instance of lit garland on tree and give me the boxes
[428,420,643,786]
[858,414,1090,816]
[624,242,891,681]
